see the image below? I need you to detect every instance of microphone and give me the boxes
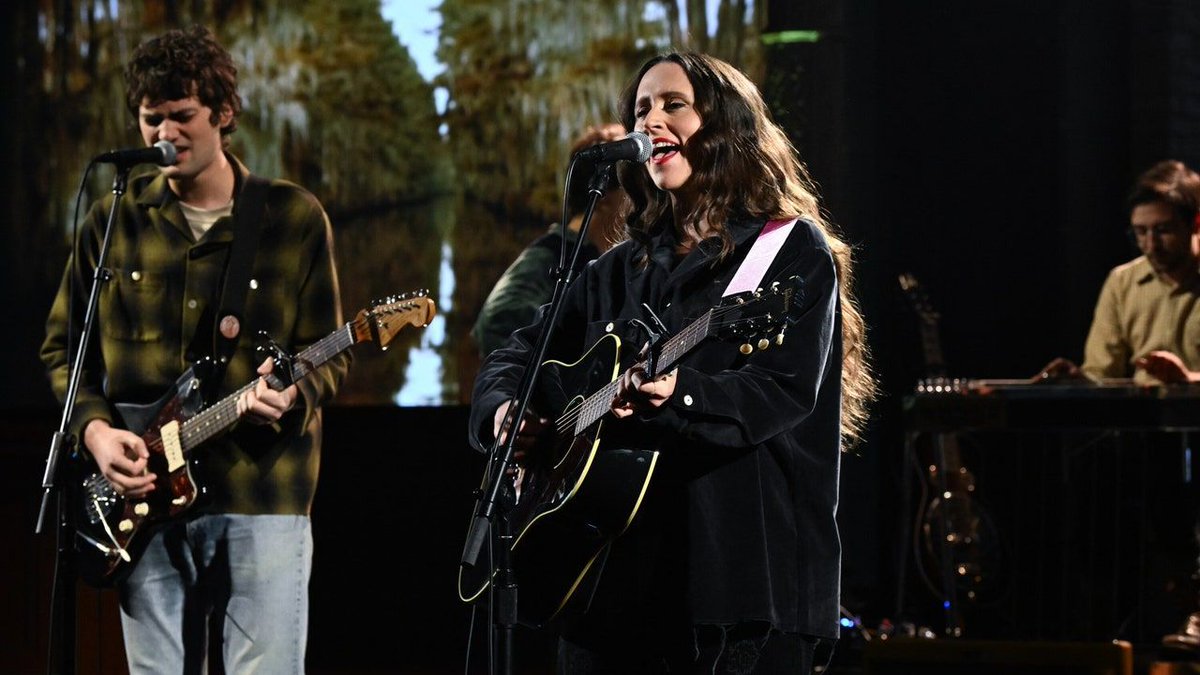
[573,131,652,164]
[93,140,178,167]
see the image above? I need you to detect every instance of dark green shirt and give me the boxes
[42,155,350,515]
[471,224,600,355]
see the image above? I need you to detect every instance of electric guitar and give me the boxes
[459,277,803,627]
[899,273,1001,631]
[75,292,436,587]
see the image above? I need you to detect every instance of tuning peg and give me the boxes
[740,343,753,355]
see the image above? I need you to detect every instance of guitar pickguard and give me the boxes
[73,292,434,588]
[76,364,210,586]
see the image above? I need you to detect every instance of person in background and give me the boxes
[469,52,874,673]
[41,26,349,672]
[471,123,628,355]
[1039,159,1200,384]
[1038,160,1200,653]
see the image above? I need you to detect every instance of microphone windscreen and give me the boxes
[627,131,652,163]
[155,140,178,166]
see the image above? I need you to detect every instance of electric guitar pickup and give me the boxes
[75,292,436,587]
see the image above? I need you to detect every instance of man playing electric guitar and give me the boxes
[41,26,349,673]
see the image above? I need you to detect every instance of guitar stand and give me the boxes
[897,428,964,638]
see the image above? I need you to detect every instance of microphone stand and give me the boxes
[460,160,617,675]
[36,163,132,675]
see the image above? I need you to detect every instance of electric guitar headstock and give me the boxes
[351,290,437,350]
[899,272,949,381]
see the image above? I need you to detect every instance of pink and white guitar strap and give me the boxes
[722,217,798,297]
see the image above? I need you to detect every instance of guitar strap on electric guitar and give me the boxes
[210,174,270,389]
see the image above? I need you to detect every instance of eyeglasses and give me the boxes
[1129,223,1188,240]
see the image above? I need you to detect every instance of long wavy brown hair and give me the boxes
[616,52,875,448]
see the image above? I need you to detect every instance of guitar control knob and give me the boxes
[118,519,134,533]
[133,502,150,517]
[757,338,770,351]
[775,333,785,346]
[739,344,753,355]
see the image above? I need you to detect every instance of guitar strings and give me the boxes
[549,298,779,435]
[177,323,357,449]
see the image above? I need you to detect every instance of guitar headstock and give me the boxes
[899,272,940,329]
[351,290,437,350]
[712,276,803,354]
[899,272,950,380]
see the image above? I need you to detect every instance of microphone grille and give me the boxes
[154,140,178,166]
[627,131,652,163]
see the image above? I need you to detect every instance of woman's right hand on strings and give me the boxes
[492,400,549,465]
[83,419,157,498]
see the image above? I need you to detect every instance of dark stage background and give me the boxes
[4,0,1200,672]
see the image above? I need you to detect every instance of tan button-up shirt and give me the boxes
[1082,256,1200,383]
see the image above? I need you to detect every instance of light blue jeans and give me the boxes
[118,514,313,674]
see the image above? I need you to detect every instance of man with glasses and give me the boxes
[1034,160,1200,653]
[1080,159,1200,384]
[1044,160,1200,383]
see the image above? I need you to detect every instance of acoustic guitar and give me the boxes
[459,278,804,627]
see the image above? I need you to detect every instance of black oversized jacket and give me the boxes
[469,215,843,639]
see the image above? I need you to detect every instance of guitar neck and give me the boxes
[919,318,947,379]
[179,324,356,451]
[936,432,964,471]
[567,310,713,435]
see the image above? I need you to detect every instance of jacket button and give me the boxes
[187,299,198,309]
[683,394,694,406]
[605,322,614,333]
[130,270,142,282]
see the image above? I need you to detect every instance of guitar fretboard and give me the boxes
[566,309,714,436]
[178,323,356,451]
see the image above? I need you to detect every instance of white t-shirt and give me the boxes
[178,199,234,241]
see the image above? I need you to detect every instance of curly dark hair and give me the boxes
[124,25,241,137]
[616,52,875,449]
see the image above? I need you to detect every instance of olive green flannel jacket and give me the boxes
[41,154,350,514]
